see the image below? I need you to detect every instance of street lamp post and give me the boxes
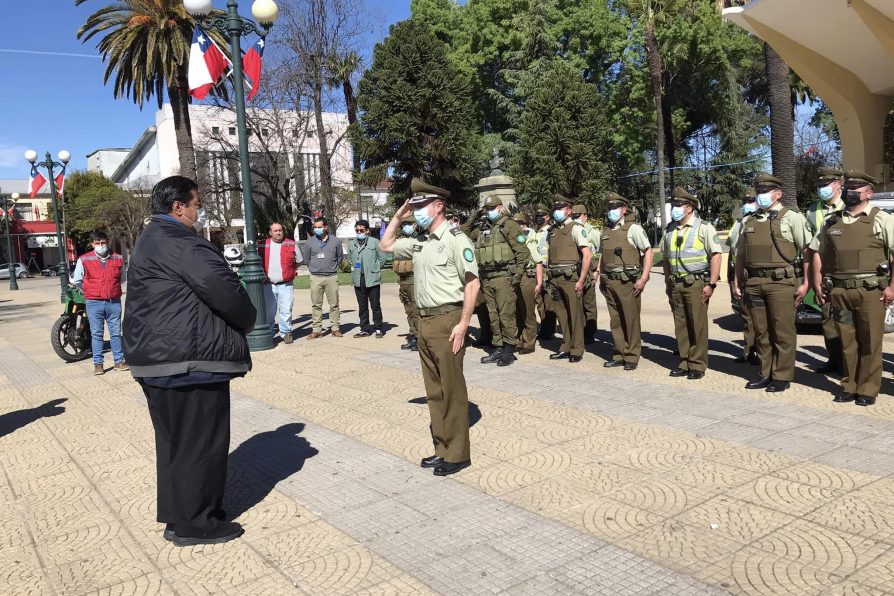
[185,0,279,352]
[24,150,70,303]
[2,192,20,291]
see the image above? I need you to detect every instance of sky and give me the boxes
[0,0,411,182]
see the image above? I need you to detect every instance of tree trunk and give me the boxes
[343,79,361,173]
[168,68,197,178]
[764,43,796,207]
[313,80,336,226]
[644,26,667,232]
[661,81,676,190]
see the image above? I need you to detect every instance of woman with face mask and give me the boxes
[733,172,812,394]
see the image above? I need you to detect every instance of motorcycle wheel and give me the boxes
[51,316,92,363]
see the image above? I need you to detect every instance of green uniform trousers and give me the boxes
[418,309,470,463]
[481,275,518,348]
[552,275,585,357]
[536,286,556,337]
[475,293,492,344]
[398,276,419,336]
[831,286,885,397]
[821,302,842,369]
[740,291,755,356]
[745,277,796,381]
[516,272,538,350]
[669,278,709,373]
[582,277,598,342]
[601,277,642,364]
[309,274,340,333]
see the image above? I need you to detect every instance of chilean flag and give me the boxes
[28,165,47,198]
[54,165,66,199]
[188,26,231,100]
[243,38,265,101]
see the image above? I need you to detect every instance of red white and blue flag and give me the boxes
[188,25,231,100]
[28,165,47,198]
[54,165,66,199]
[243,38,265,101]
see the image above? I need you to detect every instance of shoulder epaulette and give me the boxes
[450,227,465,237]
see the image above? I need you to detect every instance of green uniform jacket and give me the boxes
[346,237,388,287]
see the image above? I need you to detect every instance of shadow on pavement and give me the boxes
[0,398,67,439]
[224,423,318,520]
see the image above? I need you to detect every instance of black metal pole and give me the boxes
[42,154,70,302]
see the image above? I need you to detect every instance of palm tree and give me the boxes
[325,51,362,172]
[764,42,796,207]
[76,0,225,178]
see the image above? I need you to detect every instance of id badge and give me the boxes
[354,262,361,269]
[317,252,325,259]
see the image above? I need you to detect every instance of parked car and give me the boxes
[0,263,28,279]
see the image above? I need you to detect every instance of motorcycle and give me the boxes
[50,285,92,362]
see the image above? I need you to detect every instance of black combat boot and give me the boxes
[480,348,504,364]
[401,335,417,351]
[496,346,517,367]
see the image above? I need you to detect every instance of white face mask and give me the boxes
[184,207,207,232]
[94,245,109,257]
[756,192,774,210]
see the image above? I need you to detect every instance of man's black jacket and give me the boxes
[123,215,256,378]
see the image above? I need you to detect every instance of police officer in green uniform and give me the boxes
[380,178,480,476]
[393,213,420,351]
[571,204,601,345]
[810,170,894,407]
[533,207,557,339]
[461,196,528,366]
[536,195,592,362]
[804,167,845,375]
[727,188,759,364]
[661,187,723,379]
[598,193,653,370]
[733,173,812,393]
[513,212,541,354]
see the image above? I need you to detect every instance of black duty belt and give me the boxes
[479,269,511,280]
[671,273,708,285]
[828,277,886,290]
[603,269,640,281]
[746,266,794,279]
[419,302,463,317]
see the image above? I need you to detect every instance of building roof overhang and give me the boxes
[110,126,157,183]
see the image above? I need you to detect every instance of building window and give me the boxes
[261,128,269,137]
[212,126,220,135]
[228,127,236,136]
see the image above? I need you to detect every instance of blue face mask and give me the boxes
[740,203,757,216]
[401,224,415,236]
[818,185,835,201]
[355,233,367,241]
[413,207,433,230]
[313,227,325,237]
[553,209,567,223]
[487,208,500,222]
[671,206,686,222]
[756,192,774,210]
[607,208,623,224]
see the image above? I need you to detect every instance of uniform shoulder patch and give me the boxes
[450,228,464,237]
[712,234,721,245]
[463,247,474,262]
[516,234,526,243]
[581,229,588,238]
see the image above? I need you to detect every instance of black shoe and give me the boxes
[496,348,517,367]
[375,329,385,338]
[569,355,582,363]
[433,460,471,476]
[855,395,876,407]
[481,348,503,364]
[833,392,856,403]
[355,330,372,338]
[766,381,790,393]
[623,362,637,371]
[420,455,444,468]
[550,351,570,360]
[171,521,244,547]
[687,370,705,380]
[517,347,535,355]
[401,336,417,351]
[604,360,624,368]
[745,377,772,390]
[669,368,688,377]
[163,523,175,542]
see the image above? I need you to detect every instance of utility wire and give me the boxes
[622,156,765,178]
[0,48,100,59]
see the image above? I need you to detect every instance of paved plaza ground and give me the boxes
[1,274,893,595]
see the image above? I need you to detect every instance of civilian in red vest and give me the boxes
[71,230,127,375]
[258,222,302,344]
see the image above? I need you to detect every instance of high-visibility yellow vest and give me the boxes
[667,217,709,275]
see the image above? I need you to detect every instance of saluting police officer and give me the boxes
[733,172,812,393]
[727,187,759,364]
[660,187,723,379]
[462,196,529,366]
[536,195,592,362]
[393,213,420,351]
[571,204,601,345]
[380,178,480,476]
[810,170,894,407]
[599,193,653,370]
[513,212,541,354]
[804,167,846,375]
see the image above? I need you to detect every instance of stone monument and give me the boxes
[475,147,517,210]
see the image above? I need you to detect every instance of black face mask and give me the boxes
[843,190,864,206]
[534,216,546,226]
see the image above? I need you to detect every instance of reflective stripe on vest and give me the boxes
[81,253,124,300]
[667,218,708,275]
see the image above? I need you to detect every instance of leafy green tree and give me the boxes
[510,61,614,211]
[75,1,226,178]
[63,170,144,252]
[350,19,479,204]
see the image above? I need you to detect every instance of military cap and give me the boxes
[843,169,878,189]
[409,177,450,204]
[482,195,503,208]
[571,204,587,216]
[742,186,756,202]
[553,194,572,208]
[754,172,783,192]
[533,206,549,216]
[605,192,629,207]
[817,166,844,183]
[670,187,696,204]
[400,213,416,224]
[512,212,530,225]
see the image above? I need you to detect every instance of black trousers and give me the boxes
[143,381,230,537]
[354,280,383,331]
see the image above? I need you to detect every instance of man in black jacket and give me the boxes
[123,176,256,547]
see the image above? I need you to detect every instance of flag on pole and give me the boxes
[188,25,231,100]
[54,165,66,199]
[28,165,47,198]
[243,38,265,101]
